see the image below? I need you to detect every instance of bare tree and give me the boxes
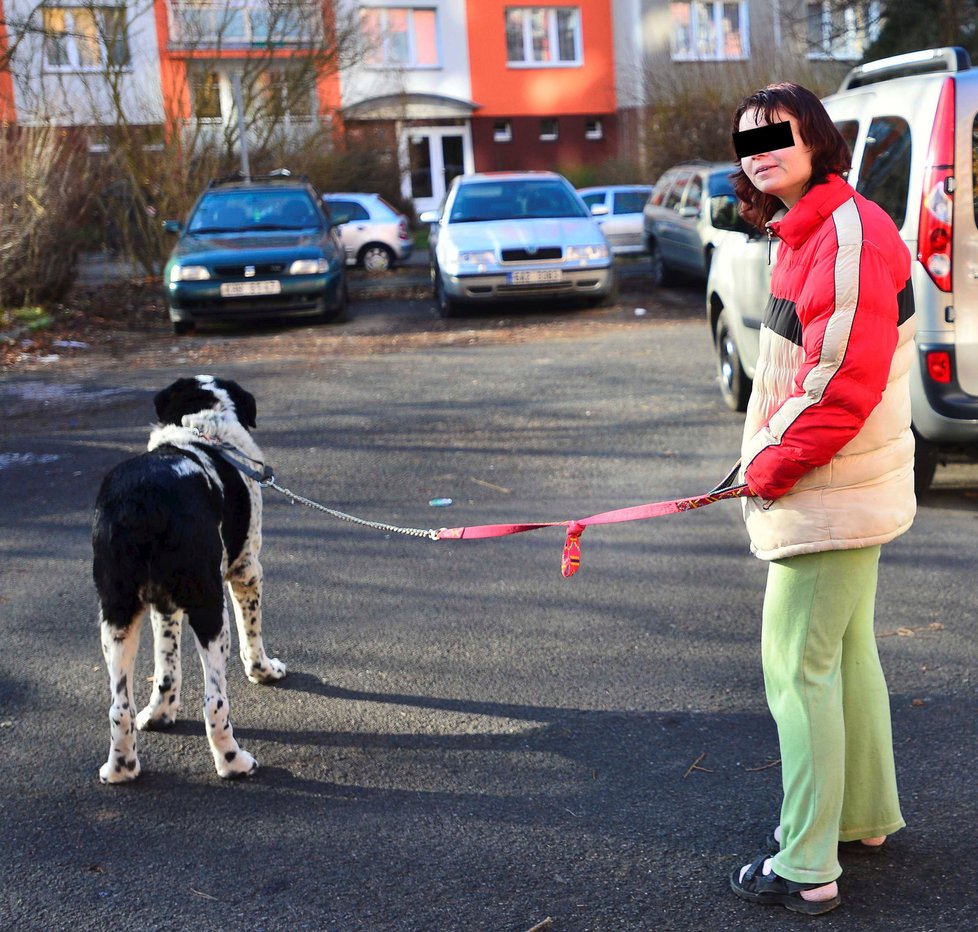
[1,0,368,277]
[779,0,884,62]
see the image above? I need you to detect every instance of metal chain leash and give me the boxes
[200,438,441,541]
[263,477,441,541]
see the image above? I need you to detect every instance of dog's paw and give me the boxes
[99,755,141,784]
[246,656,287,685]
[136,705,178,731]
[216,748,258,779]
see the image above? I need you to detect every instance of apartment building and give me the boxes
[155,0,342,147]
[613,1,881,163]
[0,0,881,206]
[1,0,164,135]
[339,1,617,212]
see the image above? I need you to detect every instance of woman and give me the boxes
[728,83,916,915]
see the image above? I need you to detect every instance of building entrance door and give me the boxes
[405,126,472,214]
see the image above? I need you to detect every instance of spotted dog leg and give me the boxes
[194,601,257,779]
[227,557,286,685]
[99,610,144,783]
[136,608,184,731]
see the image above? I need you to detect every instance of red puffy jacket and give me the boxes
[740,173,916,560]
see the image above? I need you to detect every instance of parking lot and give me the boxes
[2,265,978,931]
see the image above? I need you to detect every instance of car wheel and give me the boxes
[173,319,195,336]
[649,240,673,287]
[319,276,350,324]
[912,429,939,497]
[359,243,394,273]
[715,309,751,412]
[434,269,460,318]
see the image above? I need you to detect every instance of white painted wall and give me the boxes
[5,0,164,125]
[338,0,474,111]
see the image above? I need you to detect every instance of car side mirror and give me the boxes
[709,195,751,233]
[162,219,182,234]
[418,209,440,224]
[590,204,609,217]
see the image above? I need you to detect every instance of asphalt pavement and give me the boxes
[1,286,977,931]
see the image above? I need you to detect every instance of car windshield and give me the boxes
[448,180,587,223]
[188,190,322,234]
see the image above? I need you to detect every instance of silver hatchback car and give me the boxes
[322,192,413,272]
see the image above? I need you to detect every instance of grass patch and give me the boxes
[2,305,54,337]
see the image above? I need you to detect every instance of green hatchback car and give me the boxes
[163,173,348,335]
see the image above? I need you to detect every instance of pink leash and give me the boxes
[438,482,751,577]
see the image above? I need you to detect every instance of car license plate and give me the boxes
[508,269,562,284]
[220,280,281,298]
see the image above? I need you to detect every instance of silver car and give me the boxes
[643,161,743,285]
[420,171,614,317]
[577,184,653,255]
[322,192,413,272]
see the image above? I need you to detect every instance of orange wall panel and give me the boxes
[465,1,616,117]
[153,0,342,125]
[0,7,16,123]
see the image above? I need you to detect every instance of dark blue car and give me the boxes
[163,173,348,335]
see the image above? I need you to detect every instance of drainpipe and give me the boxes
[231,71,251,179]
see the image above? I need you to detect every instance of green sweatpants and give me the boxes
[762,545,905,885]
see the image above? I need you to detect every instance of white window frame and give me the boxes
[539,117,558,141]
[806,1,880,61]
[360,5,441,69]
[585,117,603,140]
[670,1,750,62]
[493,120,513,142]
[41,4,131,73]
[506,6,582,68]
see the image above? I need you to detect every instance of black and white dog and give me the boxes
[93,375,285,782]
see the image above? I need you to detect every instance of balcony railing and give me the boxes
[167,1,321,49]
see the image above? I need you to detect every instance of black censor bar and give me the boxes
[733,121,794,159]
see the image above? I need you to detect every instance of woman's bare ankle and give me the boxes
[800,881,839,903]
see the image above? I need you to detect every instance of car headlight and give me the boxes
[169,264,210,282]
[459,250,497,266]
[565,244,609,262]
[289,258,330,275]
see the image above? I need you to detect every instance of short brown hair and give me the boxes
[731,82,851,230]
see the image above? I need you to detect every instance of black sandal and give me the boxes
[730,855,841,915]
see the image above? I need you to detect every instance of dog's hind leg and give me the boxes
[227,557,286,685]
[192,599,257,779]
[136,607,184,731]
[99,609,144,784]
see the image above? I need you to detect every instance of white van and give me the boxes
[706,47,978,494]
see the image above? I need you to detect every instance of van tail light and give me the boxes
[917,76,955,292]
[397,218,409,241]
[926,350,952,384]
